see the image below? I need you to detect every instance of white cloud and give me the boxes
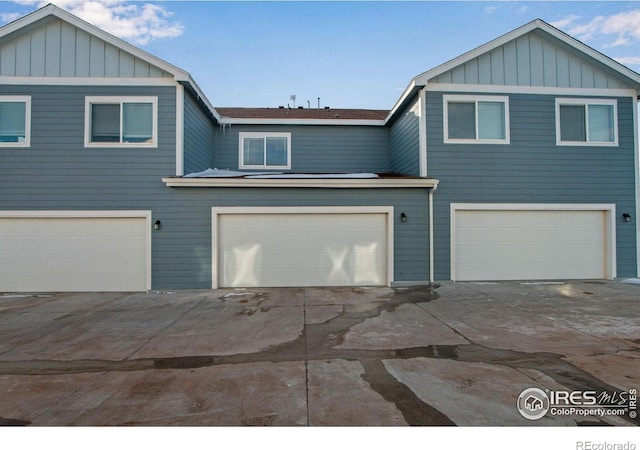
[10,0,183,45]
[483,6,498,15]
[0,12,21,23]
[553,10,640,48]
[615,56,640,66]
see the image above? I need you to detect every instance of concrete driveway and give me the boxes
[0,281,638,426]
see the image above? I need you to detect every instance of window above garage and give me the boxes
[84,96,158,148]
[443,95,510,144]
[555,98,618,146]
[239,132,291,169]
[0,96,30,147]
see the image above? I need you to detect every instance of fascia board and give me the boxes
[219,118,385,126]
[163,177,439,189]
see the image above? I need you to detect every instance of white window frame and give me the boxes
[239,132,291,169]
[0,95,31,148]
[555,98,618,147]
[443,94,510,144]
[84,96,158,148]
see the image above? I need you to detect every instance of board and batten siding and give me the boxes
[183,92,216,174]
[426,90,637,279]
[0,18,171,78]
[432,31,629,89]
[389,96,420,176]
[214,124,390,173]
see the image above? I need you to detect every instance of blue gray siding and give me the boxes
[389,96,420,176]
[0,85,428,288]
[214,124,390,173]
[426,90,638,279]
[183,92,216,174]
[433,31,630,89]
[155,187,431,288]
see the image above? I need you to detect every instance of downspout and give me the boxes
[429,180,439,285]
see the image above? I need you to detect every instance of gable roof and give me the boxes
[0,3,220,121]
[388,18,640,121]
[217,107,388,125]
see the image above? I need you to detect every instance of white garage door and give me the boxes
[213,207,393,288]
[452,204,615,281]
[0,212,150,292]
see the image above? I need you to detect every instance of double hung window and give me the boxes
[444,95,509,144]
[85,96,157,147]
[239,132,291,169]
[0,96,30,147]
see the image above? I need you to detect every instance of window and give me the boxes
[0,96,30,147]
[85,97,157,147]
[555,98,617,146]
[443,95,509,144]
[239,132,291,169]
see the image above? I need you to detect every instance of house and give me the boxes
[0,4,638,292]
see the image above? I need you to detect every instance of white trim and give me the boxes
[163,177,439,189]
[449,203,617,281]
[418,89,428,177]
[84,96,158,148]
[0,95,30,148]
[238,132,291,170]
[555,98,619,147]
[221,117,385,126]
[175,85,184,176]
[425,83,637,98]
[0,77,178,86]
[211,206,394,289]
[0,210,152,290]
[634,94,640,277]
[443,94,510,144]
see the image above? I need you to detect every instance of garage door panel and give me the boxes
[454,208,608,281]
[0,215,149,292]
[217,211,389,288]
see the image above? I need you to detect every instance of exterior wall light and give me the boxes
[154,220,162,230]
[400,213,407,223]
[623,213,631,223]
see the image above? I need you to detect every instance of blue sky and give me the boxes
[1,1,640,109]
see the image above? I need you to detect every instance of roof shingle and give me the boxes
[216,107,389,121]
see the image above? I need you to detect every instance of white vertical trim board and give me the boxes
[211,206,394,289]
[450,203,616,281]
[175,84,184,176]
[635,95,640,277]
[418,88,428,177]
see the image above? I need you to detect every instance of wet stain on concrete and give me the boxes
[360,358,455,426]
[0,417,31,426]
[153,356,215,370]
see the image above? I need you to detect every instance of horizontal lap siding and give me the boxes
[157,188,430,288]
[214,124,390,173]
[183,92,216,174]
[0,87,427,288]
[389,97,420,176]
[0,84,179,288]
[426,91,637,279]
